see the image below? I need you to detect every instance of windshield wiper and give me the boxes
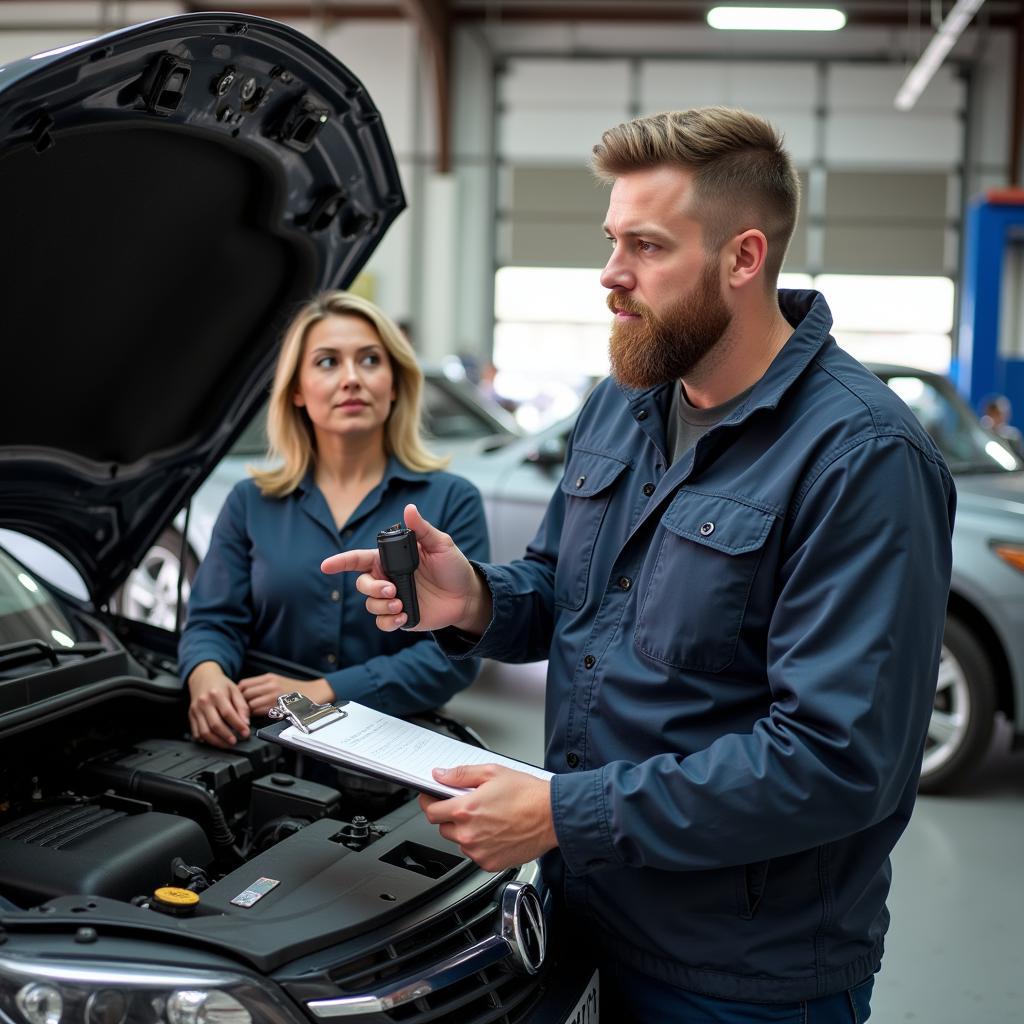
[0,639,105,673]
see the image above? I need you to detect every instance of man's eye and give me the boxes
[605,235,616,248]
[637,239,657,252]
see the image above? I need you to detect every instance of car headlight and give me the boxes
[0,956,303,1024]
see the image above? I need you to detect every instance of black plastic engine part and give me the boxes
[249,773,341,834]
[0,801,211,905]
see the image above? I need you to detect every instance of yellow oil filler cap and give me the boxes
[152,887,200,915]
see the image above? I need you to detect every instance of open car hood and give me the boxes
[0,12,404,604]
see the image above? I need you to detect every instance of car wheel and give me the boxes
[114,528,197,631]
[918,615,996,794]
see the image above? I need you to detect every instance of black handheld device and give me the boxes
[376,523,420,628]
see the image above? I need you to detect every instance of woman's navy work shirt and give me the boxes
[178,457,489,716]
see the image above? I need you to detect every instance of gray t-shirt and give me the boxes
[666,380,756,465]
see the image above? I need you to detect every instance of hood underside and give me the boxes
[0,13,404,603]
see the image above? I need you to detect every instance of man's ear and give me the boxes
[727,229,769,289]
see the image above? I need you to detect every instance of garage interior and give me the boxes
[2,2,1023,1022]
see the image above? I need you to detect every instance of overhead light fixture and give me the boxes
[895,0,986,111]
[707,6,847,31]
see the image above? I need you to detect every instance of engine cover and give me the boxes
[0,801,212,906]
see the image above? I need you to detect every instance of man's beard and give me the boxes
[607,261,733,389]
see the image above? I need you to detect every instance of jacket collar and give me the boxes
[614,289,834,431]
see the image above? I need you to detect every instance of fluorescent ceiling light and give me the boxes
[707,6,846,31]
[895,0,986,111]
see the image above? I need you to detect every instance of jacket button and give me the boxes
[617,576,632,591]
[566,752,580,768]
[326,653,337,665]
[642,482,655,496]
[575,475,586,488]
[583,654,596,669]
[331,590,341,602]
[700,521,715,536]
[636,409,649,421]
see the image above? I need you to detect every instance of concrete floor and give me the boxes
[444,661,1024,1024]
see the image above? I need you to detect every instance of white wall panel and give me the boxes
[501,108,630,163]
[321,21,419,158]
[640,60,817,110]
[0,3,180,26]
[0,32,88,62]
[501,58,631,106]
[360,161,414,323]
[828,63,964,112]
[824,112,962,168]
[762,110,816,164]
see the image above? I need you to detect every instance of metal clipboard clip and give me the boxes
[267,692,348,734]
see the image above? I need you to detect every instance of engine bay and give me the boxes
[0,627,482,970]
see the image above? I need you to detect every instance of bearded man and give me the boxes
[324,107,955,1023]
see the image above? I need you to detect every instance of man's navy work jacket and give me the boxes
[442,291,956,1002]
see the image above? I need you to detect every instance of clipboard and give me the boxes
[258,692,552,800]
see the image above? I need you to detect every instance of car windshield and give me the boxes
[0,547,78,649]
[884,374,1023,474]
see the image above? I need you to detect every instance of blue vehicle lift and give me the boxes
[954,188,1024,415]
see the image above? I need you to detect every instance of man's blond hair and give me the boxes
[592,106,800,284]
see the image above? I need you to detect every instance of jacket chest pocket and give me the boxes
[555,449,629,610]
[634,490,776,672]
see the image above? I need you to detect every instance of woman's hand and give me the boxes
[320,503,492,634]
[237,674,334,717]
[187,662,251,748]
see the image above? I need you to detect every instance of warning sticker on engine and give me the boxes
[230,877,281,907]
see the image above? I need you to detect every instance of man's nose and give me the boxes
[600,249,634,291]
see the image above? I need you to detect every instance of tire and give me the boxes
[918,615,997,794]
[114,528,198,631]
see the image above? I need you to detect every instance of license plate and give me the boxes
[562,968,599,1024]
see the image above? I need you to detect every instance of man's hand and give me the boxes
[418,765,557,872]
[321,503,492,635]
[187,662,250,748]
[237,674,333,716]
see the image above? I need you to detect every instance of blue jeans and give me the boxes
[600,962,874,1023]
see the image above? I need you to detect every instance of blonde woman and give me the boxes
[178,292,488,750]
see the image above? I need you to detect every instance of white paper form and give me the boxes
[280,701,552,798]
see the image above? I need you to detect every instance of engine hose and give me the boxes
[85,764,235,851]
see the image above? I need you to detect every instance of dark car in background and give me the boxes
[450,364,1024,794]
[0,15,596,1024]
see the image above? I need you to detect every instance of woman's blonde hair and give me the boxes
[250,292,447,497]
